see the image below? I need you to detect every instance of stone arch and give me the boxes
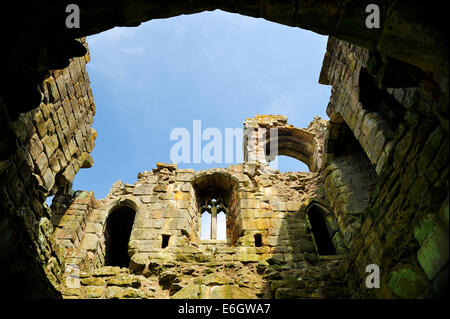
[322,43,399,175]
[3,2,447,125]
[191,170,240,206]
[63,2,446,74]
[104,205,136,267]
[264,126,315,168]
[103,195,146,221]
[307,200,332,216]
[306,201,337,255]
[106,195,142,211]
[325,114,376,165]
[191,170,240,244]
[243,115,327,172]
[101,195,143,267]
[1,1,445,130]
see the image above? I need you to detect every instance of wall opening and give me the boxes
[74,11,330,200]
[307,205,336,255]
[274,155,310,173]
[254,234,262,247]
[331,121,378,179]
[104,205,136,267]
[193,171,239,244]
[200,211,211,240]
[217,211,226,240]
[45,195,55,207]
[161,234,170,249]
[336,122,367,158]
[200,197,227,240]
[359,67,406,131]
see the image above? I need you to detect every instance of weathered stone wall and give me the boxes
[25,38,96,195]
[320,37,449,298]
[0,2,447,299]
[0,38,96,298]
[54,159,346,299]
[321,119,378,252]
[243,115,327,172]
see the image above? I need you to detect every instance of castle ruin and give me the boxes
[0,1,448,299]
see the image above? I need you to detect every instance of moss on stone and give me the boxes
[417,226,449,280]
[388,267,428,299]
[413,215,436,245]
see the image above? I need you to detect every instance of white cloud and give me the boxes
[264,94,297,117]
[87,26,150,84]
[98,26,139,43]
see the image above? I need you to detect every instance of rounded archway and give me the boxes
[306,203,336,256]
[104,204,136,267]
[243,115,327,172]
[192,170,239,244]
[265,126,315,166]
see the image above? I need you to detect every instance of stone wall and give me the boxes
[0,2,447,299]
[50,35,448,299]
[25,38,96,195]
[53,159,346,299]
[0,38,96,298]
[243,115,327,172]
[320,37,449,298]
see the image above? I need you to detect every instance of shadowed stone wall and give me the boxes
[0,38,96,298]
[0,1,447,299]
[53,150,346,299]
[320,36,448,298]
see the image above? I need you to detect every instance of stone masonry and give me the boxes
[0,38,96,297]
[0,2,447,299]
[53,115,345,299]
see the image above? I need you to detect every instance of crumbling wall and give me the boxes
[0,3,447,299]
[320,37,449,298]
[54,161,345,299]
[0,38,96,298]
[243,115,327,172]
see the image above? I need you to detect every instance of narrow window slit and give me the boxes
[162,234,170,248]
[307,205,336,255]
[254,233,262,247]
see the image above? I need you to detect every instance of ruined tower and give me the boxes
[0,1,447,299]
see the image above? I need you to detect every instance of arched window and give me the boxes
[192,171,238,244]
[306,204,336,255]
[200,210,211,240]
[200,197,227,240]
[217,211,226,240]
[104,205,136,267]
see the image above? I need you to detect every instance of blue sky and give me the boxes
[72,10,331,200]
